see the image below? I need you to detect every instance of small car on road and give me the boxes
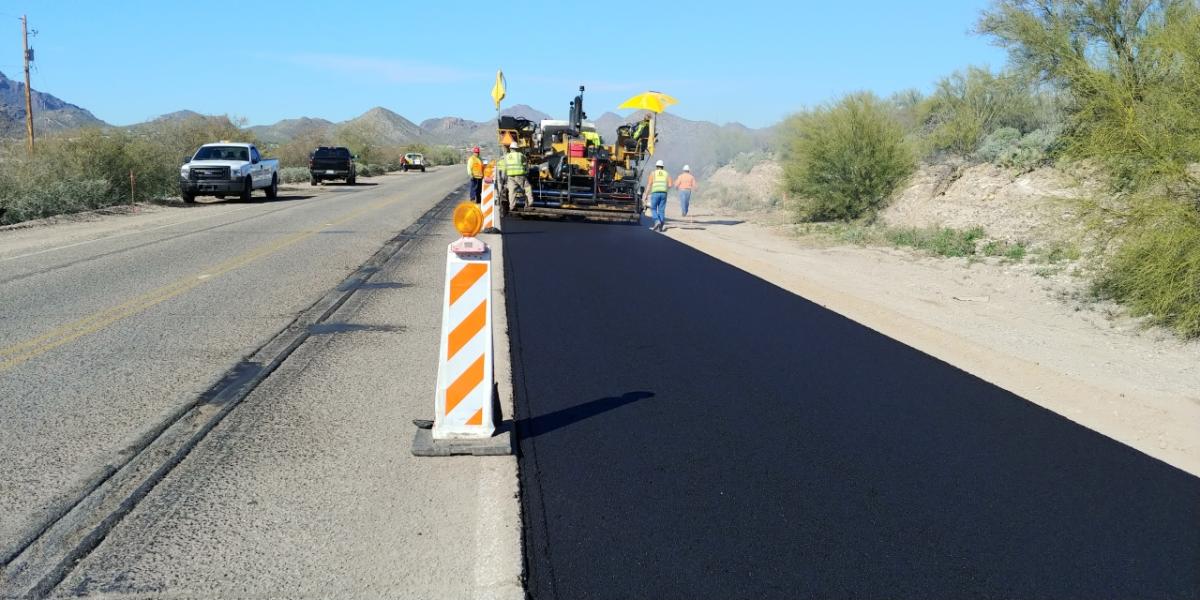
[402,152,426,172]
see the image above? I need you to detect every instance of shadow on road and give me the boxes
[516,391,654,440]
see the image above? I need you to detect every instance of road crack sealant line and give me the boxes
[0,184,467,599]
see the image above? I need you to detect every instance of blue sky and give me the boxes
[4,0,1007,128]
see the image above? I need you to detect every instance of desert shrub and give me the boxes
[886,226,986,257]
[358,164,389,177]
[921,66,1049,158]
[0,115,263,224]
[731,151,771,174]
[427,146,462,166]
[1096,198,1200,337]
[981,239,1028,261]
[980,0,1200,335]
[974,127,1023,163]
[780,92,915,222]
[279,167,310,184]
[975,126,1061,170]
[0,175,112,224]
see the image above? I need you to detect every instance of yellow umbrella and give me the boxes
[619,92,677,157]
[617,91,678,114]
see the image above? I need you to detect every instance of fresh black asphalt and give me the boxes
[503,216,1200,600]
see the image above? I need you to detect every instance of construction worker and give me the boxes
[582,130,602,149]
[503,141,534,211]
[675,164,697,217]
[467,146,484,203]
[644,159,671,231]
[633,115,651,152]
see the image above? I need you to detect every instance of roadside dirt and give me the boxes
[662,202,1200,477]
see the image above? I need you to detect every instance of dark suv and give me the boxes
[309,146,357,185]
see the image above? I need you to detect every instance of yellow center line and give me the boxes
[0,195,408,373]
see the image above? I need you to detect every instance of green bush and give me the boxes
[1097,198,1200,337]
[975,126,1060,171]
[0,176,112,224]
[886,226,986,257]
[731,151,771,174]
[921,66,1050,157]
[0,115,261,224]
[358,164,388,177]
[279,167,310,184]
[980,0,1200,336]
[780,92,915,222]
[982,239,1028,261]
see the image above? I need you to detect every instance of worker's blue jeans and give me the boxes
[678,190,692,216]
[650,192,667,225]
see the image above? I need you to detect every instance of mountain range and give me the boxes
[0,71,104,138]
[0,73,771,175]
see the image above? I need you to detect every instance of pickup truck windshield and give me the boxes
[194,146,249,161]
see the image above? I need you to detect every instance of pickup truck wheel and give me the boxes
[182,192,196,204]
[266,175,278,199]
[347,175,356,185]
[420,166,426,172]
[239,177,252,202]
[310,176,318,186]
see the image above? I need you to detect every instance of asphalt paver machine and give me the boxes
[497,86,652,222]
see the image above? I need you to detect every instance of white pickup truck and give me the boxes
[179,142,280,203]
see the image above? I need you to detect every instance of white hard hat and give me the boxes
[509,142,519,149]
[683,165,690,172]
[655,160,664,167]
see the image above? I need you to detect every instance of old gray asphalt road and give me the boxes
[0,170,462,570]
[49,197,522,599]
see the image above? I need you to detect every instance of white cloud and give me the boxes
[279,53,483,84]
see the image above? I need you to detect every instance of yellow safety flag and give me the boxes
[491,70,506,110]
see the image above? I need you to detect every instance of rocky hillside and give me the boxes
[0,71,105,137]
[594,111,772,178]
[250,117,335,144]
[337,107,422,144]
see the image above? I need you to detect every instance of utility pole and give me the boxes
[21,15,34,154]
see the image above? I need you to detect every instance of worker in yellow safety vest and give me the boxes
[467,146,484,203]
[582,130,602,151]
[503,141,534,211]
[644,159,672,232]
[632,115,651,151]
